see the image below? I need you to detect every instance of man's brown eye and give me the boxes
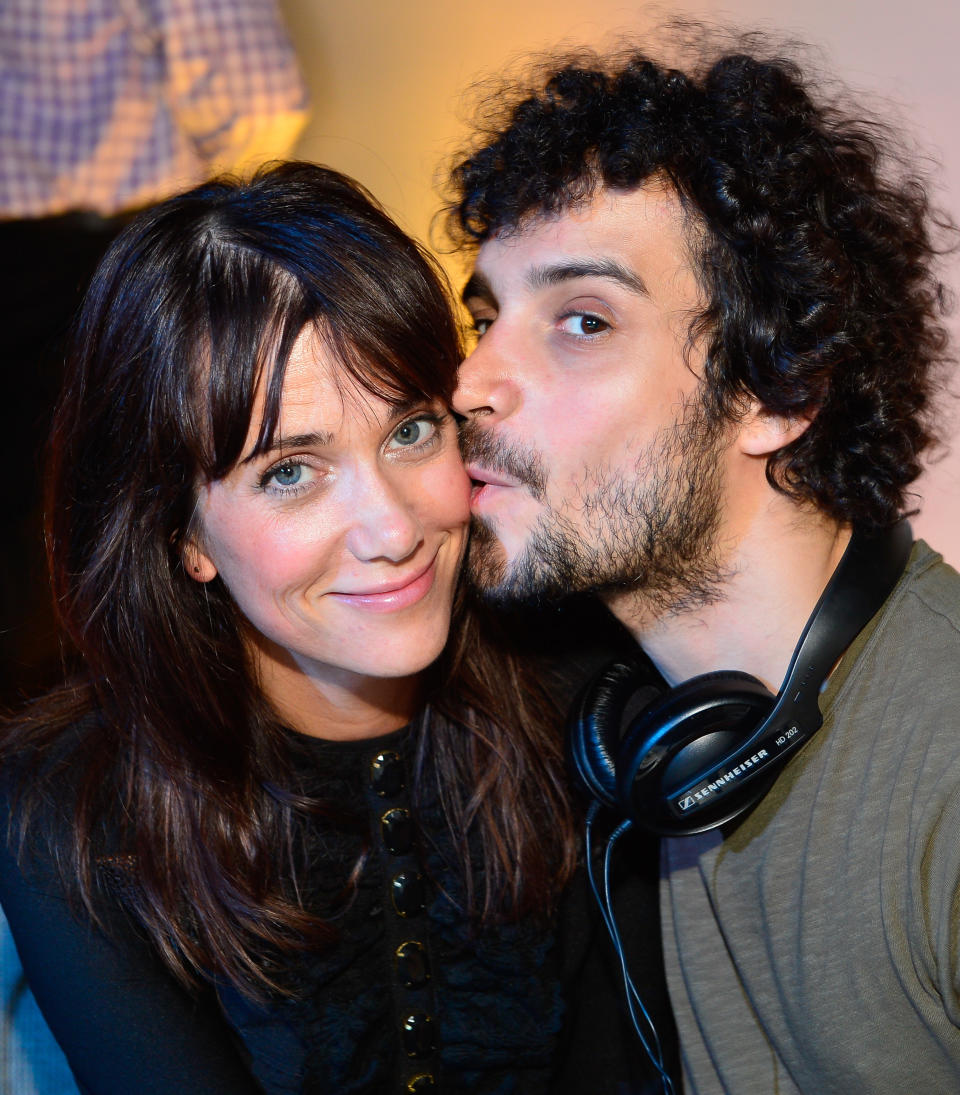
[560,313,609,336]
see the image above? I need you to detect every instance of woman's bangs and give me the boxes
[195,220,461,474]
[199,261,313,476]
[321,323,456,411]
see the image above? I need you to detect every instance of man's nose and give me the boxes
[453,333,522,423]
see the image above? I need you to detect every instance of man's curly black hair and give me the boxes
[445,30,955,530]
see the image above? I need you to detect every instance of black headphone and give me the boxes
[567,520,913,836]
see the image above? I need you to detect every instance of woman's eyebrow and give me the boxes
[388,396,434,418]
[241,431,335,464]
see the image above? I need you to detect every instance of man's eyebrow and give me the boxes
[529,259,649,297]
[242,430,335,464]
[460,261,647,305]
[462,271,494,305]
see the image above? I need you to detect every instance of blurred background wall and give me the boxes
[278,0,960,564]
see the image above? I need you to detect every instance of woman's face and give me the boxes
[186,325,470,719]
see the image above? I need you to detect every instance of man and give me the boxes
[447,30,960,1094]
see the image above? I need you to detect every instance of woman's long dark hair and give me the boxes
[3,163,576,995]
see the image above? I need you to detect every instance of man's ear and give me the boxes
[181,536,218,583]
[737,401,814,457]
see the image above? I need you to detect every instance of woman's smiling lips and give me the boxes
[328,555,439,612]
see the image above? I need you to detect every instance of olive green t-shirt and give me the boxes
[662,540,960,1093]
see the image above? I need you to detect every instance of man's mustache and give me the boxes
[458,419,547,501]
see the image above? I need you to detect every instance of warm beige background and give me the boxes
[278,0,960,563]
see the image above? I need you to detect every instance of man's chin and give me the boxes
[465,515,565,609]
[465,515,511,597]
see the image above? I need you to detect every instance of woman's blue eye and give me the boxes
[391,417,437,448]
[261,460,315,493]
[270,462,302,486]
[395,422,423,446]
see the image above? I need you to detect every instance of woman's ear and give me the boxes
[181,536,218,583]
[737,401,814,457]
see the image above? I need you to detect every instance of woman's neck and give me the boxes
[252,638,424,740]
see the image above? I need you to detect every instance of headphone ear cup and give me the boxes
[567,658,665,809]
[616,670,777,833]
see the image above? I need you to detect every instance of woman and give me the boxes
[0,163,674,1094]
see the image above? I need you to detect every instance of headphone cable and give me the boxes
[585,802,677,1095]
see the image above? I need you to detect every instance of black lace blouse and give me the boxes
[1,722,677,1094]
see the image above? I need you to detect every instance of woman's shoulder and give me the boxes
[6,674,105,736]
[0,689,132,945]
[1,680,101,750]
[0,687,113,856]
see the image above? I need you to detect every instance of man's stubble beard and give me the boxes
[461,398,730,619]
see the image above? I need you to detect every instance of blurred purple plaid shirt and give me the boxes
[0,0,309,218]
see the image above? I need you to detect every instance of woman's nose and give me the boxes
[345,476,424,564]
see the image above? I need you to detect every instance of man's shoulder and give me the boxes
[820,537,960,735]
[885,538,960,634]
[826,537,960,734]
[904,537,960,593]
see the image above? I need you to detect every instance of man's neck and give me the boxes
[604,507,851,692]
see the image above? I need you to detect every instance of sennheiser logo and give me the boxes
[676,749,770,812]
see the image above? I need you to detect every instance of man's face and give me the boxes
[454,182,733,615]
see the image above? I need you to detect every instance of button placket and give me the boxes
[381,806,414,854]
[370,750,405,797]
[366,741,438,1090]
[395,941,430,989]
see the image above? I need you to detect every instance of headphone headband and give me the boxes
[569,521,914,835]
[651,519,912,828]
